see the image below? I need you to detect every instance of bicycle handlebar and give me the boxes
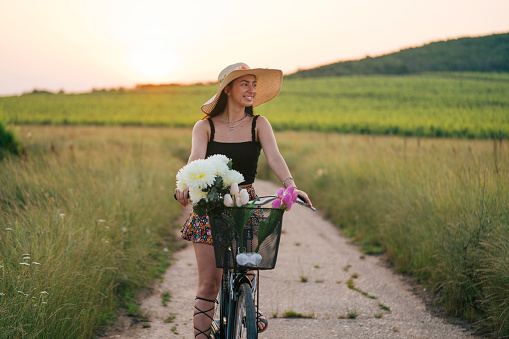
[174,193,315,211]
[250,195,316,211]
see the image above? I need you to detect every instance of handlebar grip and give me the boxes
[296,196,316,211]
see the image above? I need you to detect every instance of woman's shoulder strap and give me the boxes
[207,118,215,141]
[251,115,260,142]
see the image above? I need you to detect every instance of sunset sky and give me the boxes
[1,0,508,96]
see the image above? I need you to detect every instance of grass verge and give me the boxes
[0,126,190,338]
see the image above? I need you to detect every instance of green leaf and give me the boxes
[255,210,280,252]
[231,207,256,251]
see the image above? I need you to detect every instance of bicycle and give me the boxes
[209,195,314,339]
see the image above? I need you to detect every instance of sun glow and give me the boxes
[127,39,180,80]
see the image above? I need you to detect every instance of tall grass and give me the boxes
[0,126,190,338]
[258,132,509,336]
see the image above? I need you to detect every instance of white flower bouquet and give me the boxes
[176,154,248,217]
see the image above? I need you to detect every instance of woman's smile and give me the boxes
[228,74,257,108]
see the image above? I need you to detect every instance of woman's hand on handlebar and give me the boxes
[295,188,313,208]
[175,187,190,207]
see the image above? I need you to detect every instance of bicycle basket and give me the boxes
[209,207,284,270]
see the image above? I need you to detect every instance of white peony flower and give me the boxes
[176,165,188,190]
[208,158,230,177]
[222,170,244,188]
[176,178,187,190]
[180,159,217,190]
[207,154,230,164]
[189,187,207,203]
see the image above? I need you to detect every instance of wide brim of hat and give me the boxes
[201,68,283,114]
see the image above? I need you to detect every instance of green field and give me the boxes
[1,72,508,138]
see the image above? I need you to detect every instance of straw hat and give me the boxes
[201,62,283,114]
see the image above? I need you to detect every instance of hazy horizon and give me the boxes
[1,0,509,96]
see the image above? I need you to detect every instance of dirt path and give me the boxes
[102,180,476,339]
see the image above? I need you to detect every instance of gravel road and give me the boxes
[101,180,476,339]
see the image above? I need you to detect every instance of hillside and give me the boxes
[289,32,509,78]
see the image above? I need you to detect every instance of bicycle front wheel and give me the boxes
[232,283,257,339]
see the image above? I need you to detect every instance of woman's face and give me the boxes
[226,74,257,108]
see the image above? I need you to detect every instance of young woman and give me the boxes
[174,62,312,338]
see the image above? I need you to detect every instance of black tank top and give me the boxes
[205,116,262,185]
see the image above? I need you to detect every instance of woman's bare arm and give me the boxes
[257,116,313,206]
[175,120,210,207]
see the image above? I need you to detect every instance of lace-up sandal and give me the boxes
[193,296,217,338]
[257,311,268,333]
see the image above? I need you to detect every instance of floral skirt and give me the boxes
[181,185,258,245]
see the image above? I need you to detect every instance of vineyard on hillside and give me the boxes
[1,72,508,138]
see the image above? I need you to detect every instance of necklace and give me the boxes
[220,113,248,131]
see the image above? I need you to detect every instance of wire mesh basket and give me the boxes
[209,207,284,270]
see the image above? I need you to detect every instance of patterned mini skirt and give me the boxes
[181,185,259,245]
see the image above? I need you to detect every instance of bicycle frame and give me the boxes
[210,195,314,338]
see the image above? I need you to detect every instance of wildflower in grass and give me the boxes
[20,263,30,266]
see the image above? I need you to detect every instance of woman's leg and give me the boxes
[193,242,222,338]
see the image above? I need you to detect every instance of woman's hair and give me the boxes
[203,79,254,119]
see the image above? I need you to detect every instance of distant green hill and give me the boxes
[289,32,509,78]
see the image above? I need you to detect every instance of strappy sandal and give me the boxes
[257,311,269,333]
[193,296,217,338]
